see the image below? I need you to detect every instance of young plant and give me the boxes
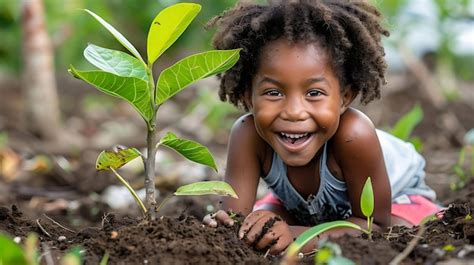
[451,144,473,191]
[69,3,240,219]
[360,176,374,240]
[314,241,355,265]
[389,104,424,151]
[283,177,375,262]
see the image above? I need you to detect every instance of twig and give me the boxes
[41,242,54,265]
[389,223,426,265]
[43,213,76,233]
[264,248,271,259]
[36,219,51,238]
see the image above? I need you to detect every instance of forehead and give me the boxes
[257,39,331,74]
[257,39,333,75]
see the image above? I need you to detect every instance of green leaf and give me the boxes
[390,104,423,141]
[174,181,238,198]
[61,247,82,265]
[69,66,153,122]
[0,233,27,265]
[285,221,362,257]
[159,132,217,172]
[147,3,201,64]
[84,9,144,62]
[96,146,141,171]
[361,177,374,218]
[156,49,240,105]
[84,44,148,81]
[99,251,109,265]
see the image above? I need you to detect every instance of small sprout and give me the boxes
[442,244,456,252]
[360,177,374,240]
[465,214,472,221]
[283,221,362,262]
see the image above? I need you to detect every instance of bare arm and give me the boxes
[222,114,266,215]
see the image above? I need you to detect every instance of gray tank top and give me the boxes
[261,129,436,226]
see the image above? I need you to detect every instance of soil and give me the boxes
[0,69,473,264]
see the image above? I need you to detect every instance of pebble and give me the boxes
[58,236,66,241]
[13,237,21,243]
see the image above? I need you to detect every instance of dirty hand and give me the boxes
[202,210,235,228]
[239,209,293,255]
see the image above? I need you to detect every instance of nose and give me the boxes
[280,95,309,122]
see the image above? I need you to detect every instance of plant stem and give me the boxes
[155,193,174,213]
[145,127,157,220]
[144,61,158,220]
[367,216,373,241]
[110,168,147,216]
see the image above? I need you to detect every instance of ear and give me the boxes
[340,86,357,113]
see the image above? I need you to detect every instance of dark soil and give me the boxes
[0,206,270,264]
[1,181,474,264]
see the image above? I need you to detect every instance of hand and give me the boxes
[239,209,293,255]
[202,210,235,228]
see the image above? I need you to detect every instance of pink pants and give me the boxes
[254,193,441,225]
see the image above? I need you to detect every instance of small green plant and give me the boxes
[450,144,474,191]
[283,177,375,261]
[360,176,374,240]
[69,3,240,219]
[389,104,424,151]
[0,233,82,265]
[314,241,355,265]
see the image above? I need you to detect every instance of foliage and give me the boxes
[314,241,354,265]
[0,233,81,265]
[70,3,240,216]
[389,104,424,151]
[0,233,28,265]
[451,144,474,191]
[284,221,362,260]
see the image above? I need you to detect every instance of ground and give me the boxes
[0,71,473,264]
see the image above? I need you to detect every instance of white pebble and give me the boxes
[13,237,21,244]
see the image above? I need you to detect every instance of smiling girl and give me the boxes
[203,0,440,255]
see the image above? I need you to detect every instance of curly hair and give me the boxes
[207,0,389,110]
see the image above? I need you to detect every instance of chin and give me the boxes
[281,155,313,167]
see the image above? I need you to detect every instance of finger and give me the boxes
[244,216,270,245]
[202,214,217,228]
[269,233,292,255]
[254,227,278,250]
[215,210,234,227]
[239,210,267,239]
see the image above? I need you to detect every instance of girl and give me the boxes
[203,0,440,255]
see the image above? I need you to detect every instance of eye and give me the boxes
[263,89,283,97]
[307,89,322,97]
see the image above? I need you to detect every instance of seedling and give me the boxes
[450,144,473,191]
[314,241,354,265]
[389,104,424,151]
[69,3,240,219]
[360,177,374,240]
[283,177,375,262]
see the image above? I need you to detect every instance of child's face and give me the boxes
[248,39,351,166]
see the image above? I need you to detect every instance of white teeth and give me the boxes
[280,132,308,139]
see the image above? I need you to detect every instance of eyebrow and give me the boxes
[257,76,328,86]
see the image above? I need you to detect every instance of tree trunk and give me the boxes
[21,0,61,141]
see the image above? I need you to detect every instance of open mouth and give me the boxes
[278,132,311,145]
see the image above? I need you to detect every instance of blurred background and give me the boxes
[0,0,472,227]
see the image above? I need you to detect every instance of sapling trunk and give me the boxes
[145,126,157,220]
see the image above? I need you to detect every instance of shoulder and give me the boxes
[330,108,380,160]
[229,113,270,163]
